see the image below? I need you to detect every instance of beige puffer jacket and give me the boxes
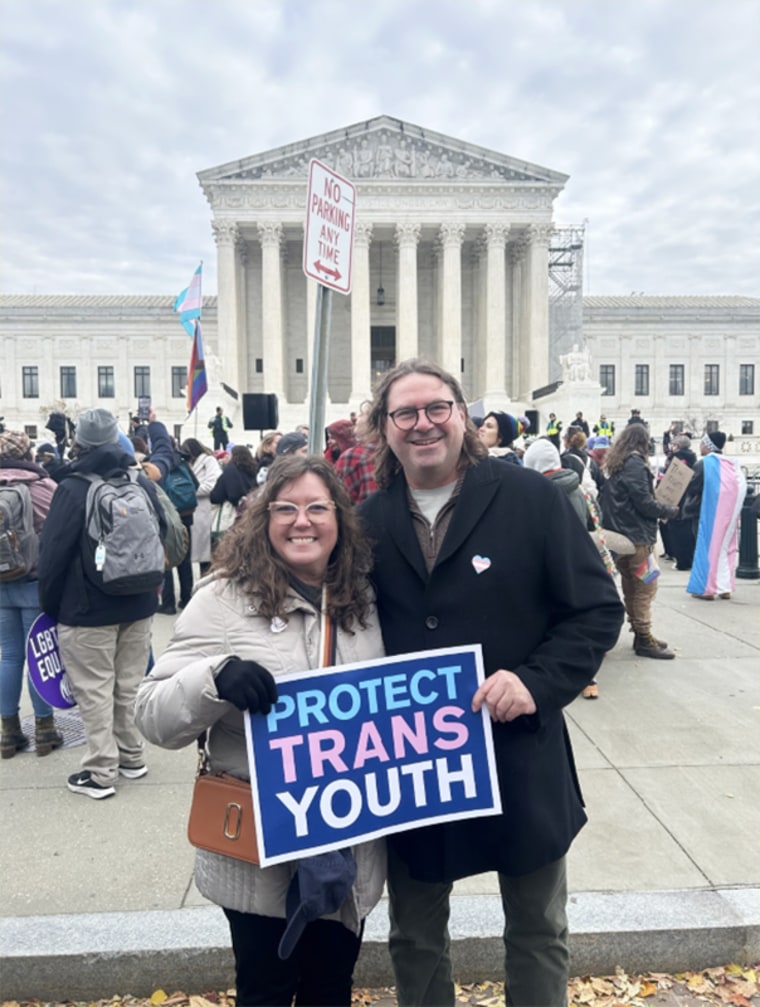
[135,575,387,931]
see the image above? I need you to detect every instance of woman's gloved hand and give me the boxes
[215,658,278,714]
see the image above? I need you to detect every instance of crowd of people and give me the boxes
[0,373,751,1006]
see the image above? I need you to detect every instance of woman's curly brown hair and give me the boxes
[211,455,373,631]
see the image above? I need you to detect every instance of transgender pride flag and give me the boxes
[687,454,747,597]
[186,320,208,413]
[174,263,203,336]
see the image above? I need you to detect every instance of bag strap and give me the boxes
[319,585,337,667]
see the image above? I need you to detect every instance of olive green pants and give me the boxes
[388,845,569,1006]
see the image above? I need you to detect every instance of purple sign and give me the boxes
[26,613,76,709]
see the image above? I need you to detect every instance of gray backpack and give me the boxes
[0,479,39,581]
[79,469,165,595]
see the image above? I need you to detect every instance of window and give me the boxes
[742,421,754,435]
[255,358,263,374]
[24,424,38,440]
[98,366,115,398]
[173,424,185,442]
[22,366,39,398]
[60,366,77,398]
[669,364,684,396]
[635,364,649,396]
[295,358,304,374]
[739,364,755,396]
[134,366,151,398]
[704,364,720,396]
[171,366,187,398]
[598,365,615,396]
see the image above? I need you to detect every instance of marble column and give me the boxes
[523,224,552,398]
[395,222,421,362]
[349,222,373,405]
[483,223,510,405]
[258,222,285,400]
[212,220,240,388]
[235,236,249,394]
[439,223,465,378]
[509,240,527,400]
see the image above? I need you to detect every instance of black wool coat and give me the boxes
[359,457,624,881]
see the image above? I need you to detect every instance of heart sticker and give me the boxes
[471,555,492,575]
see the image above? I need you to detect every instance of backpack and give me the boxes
[163,461,198,515]
[153,483,189,568]
[0,479,39,581]
[79,470,166,595]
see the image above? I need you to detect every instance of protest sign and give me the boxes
[655,458,694,507]
[26,613,76,709]
[245,644,500,866]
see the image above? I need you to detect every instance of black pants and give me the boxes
[161,517,194,607]
[223,908,363,1007]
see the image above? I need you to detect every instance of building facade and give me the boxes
[1,116,758,454]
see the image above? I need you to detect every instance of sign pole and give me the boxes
[307,284,333,456]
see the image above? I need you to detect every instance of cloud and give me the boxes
[1,0,758,295]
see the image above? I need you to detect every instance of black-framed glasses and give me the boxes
[267,500,336,524]
[386,400,455,431]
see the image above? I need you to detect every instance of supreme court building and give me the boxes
[1,116,759,450]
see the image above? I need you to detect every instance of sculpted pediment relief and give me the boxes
[200,116,566,187]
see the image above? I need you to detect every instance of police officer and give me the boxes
[546,412,562,449]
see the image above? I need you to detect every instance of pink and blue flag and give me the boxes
[186,320,208,413]
[174,263,203,336]
[687,454,746,597]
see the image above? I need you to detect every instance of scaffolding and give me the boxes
[548,225,585,383]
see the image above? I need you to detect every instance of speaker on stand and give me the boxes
[242,393,279,433]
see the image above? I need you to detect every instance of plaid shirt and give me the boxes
[335,442,377,504]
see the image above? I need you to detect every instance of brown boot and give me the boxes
[634,633,675,659]
[632,632,668,650]
[35,715,64,757]
[1,714,30,759]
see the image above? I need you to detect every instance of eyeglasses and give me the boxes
[267,500,336,523]
[386,400,455,431]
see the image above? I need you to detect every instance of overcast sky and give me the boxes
[2,0,758,298]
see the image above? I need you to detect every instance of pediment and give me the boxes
[199,115,567,187]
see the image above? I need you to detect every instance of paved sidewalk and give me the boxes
[1,560,759,1000]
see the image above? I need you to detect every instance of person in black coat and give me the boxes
[37,409,166,800]
[209,444,259,509]
[359,360,624,1007]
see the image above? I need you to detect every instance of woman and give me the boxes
[180,438,222,575]
[477,411,528,464]
[660,434,697,571]
[0,431,63,758]
[210,444,259,509]
[135,456,386,1006]
[600,424,678,659]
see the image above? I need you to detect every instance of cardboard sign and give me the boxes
[655,458,694,507]
[26,613,77,709]
[245,645,501,866]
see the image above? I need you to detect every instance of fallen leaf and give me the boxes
[149,993,168,1005]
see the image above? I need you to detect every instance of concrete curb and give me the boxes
[2,887,759,1001]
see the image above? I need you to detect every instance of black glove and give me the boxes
[215,658,278,714]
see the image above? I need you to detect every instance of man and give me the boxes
[359,360,623,1007]
[37,409,166,799]
[627,408,646,426]
[569,411,590,437]
[208,406,233,450]
[545,412,562,449]
[593,414,615,439]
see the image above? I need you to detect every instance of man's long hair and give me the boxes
[365,359,486,488]
[212,455,373,631]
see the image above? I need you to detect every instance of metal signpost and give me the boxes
[303,159,356,454]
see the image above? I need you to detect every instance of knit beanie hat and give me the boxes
[703,430,726,452]
[485,411,530,447]
[75,408,119,448]
[276,432,308,456]
[35,441,59,459]
[524,439,562,473]
[0,430,31,459]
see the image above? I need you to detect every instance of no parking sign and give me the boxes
[26,613,76,709]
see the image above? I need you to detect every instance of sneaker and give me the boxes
[67,771,116,799]
[118,764,148,779]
